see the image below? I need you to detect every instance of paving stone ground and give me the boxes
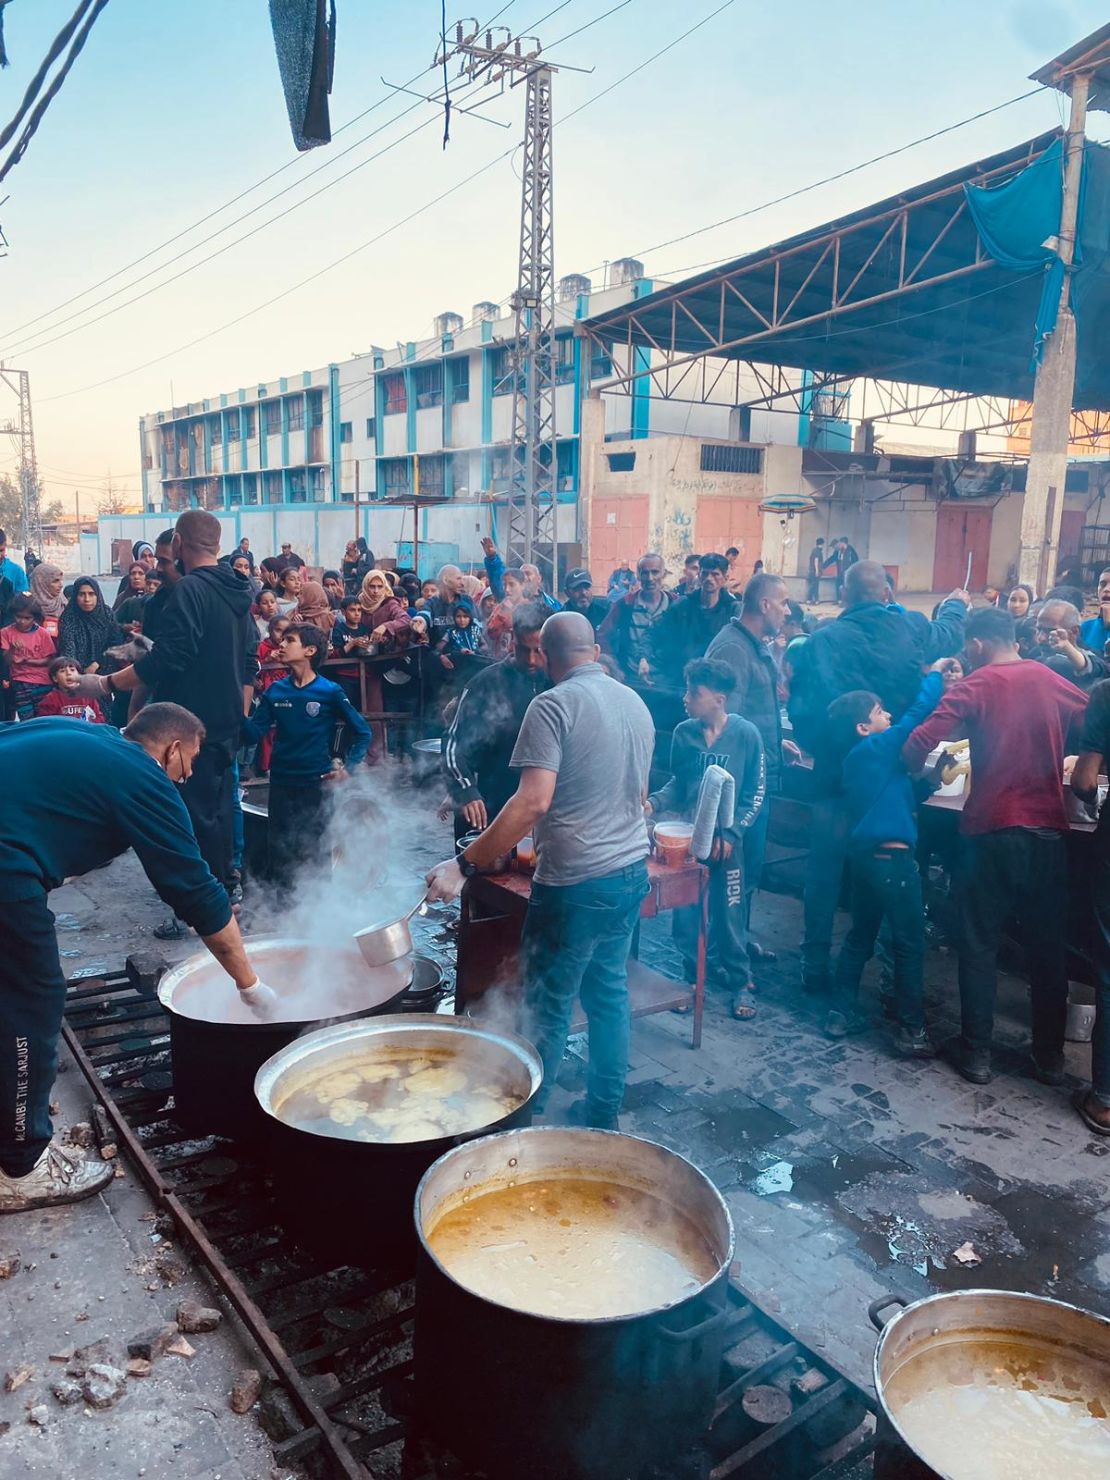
[6,776,1108,1476]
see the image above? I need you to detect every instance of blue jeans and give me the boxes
[833,849,925,1032]
[521,862,649,1117]
[802,795,851,989]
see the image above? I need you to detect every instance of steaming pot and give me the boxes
[158,937,411,1138]
[413,1127,734,1480]
[254,1014,542,1268]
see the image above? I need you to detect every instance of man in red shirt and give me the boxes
[903,607,1087,1086]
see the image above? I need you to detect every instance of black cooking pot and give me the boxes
[253,1014,542,1270]
[399,955,447,1012]
[413,1127,735,1480]
[157,938,411,1140]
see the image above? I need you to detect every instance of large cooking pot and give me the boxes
[413,1127,734,1480]
[254,1014,542,1268]
[158,938,411,1139]
[870,1289,1110,1478]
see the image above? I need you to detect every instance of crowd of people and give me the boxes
[3,512,1110,1211]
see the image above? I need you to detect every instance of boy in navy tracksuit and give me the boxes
[825,659,959,1055]
[647,658,765,1019]
[242,623,371,888]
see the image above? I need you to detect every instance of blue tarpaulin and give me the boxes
[966,138,1110,405]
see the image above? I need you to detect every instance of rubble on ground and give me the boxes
[82,1363,127,1410]
[230,1368,262,1414]
[175,1299,221,1334]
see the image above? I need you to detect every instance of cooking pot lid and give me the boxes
[159,940,413,1026]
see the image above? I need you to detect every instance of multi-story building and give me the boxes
[120,261,819,577]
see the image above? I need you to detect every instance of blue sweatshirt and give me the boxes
[842,672,943,855]
[0,719,230,934]
[243,673,371,786]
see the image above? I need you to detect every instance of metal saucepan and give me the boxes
[157,937,412,1138]
[413,1127,734,1480]
[354,891,428,967]
[254,1014,543,1268]
[870,1288,1110,1478]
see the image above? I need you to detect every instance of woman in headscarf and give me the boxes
[357,570,411,764]
[294,579,335,633]
[342,537,374,596]
[112,561,148,612]
[131,540,157,572]
[58,576,127,722]
[58,577,125,673]
[28,562,67,640]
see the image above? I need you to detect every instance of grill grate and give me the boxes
[62,961,878,1479]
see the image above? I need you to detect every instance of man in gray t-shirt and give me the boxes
[426,612,653,1128]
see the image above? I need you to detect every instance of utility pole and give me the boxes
[1020,28,1110,589]
[439,22,559,583]
[0,367,42,553]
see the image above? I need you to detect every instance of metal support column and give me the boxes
[0,367,42,553]
[506,64,556,578]
[439,22,560,584]
[1019,71,1091,591]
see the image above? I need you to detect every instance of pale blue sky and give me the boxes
[0,0,1104,510]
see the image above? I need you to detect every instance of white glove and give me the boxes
[238,979,279,1019]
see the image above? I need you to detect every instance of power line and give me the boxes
[37,0,745,405]
[4,72,501,360]
[0,0,111,187]
[617,84,1049,267]
[2,0,581,356]
[0,0,533,344]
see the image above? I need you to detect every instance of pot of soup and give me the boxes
[158,938,412,1139]
[254,1014,541,1268]
[870,1289,1110,1479]
[413,1127,734,1480]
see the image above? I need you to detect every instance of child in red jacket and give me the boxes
[35,656,106,723]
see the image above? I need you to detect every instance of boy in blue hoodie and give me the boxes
[243,624,371,888]
[824,658,960,1055]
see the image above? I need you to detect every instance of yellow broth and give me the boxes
[426,1175,718,1319]
[273,1045,526,1144]
[885,1333,1110,1479]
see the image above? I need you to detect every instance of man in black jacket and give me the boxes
[442,602,549,840]
[706,573,803,957]
[561,569,610,633]
[82,511,257,933]
[787,560,969,993]
[651,553,738,689]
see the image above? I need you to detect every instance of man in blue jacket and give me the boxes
[0,706,260,1215]
[787,561,968,995]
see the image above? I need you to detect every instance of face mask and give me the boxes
[165,745,187,785]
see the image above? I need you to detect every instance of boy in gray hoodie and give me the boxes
[647,658,765,1018]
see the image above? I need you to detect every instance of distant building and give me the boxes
[116,264,819,576]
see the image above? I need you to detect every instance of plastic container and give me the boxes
[653,822,695,866]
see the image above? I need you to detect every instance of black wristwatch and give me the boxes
[457,853,480,879]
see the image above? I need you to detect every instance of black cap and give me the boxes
[565,568,592,589]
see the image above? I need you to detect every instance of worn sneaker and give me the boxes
[824,1008,872,1039]
[153,916,188,941]
[563,1098,620,1132]
[0,1142,115,1214]
[956,1046,993,1085]
[1030,1053,1065,1087]
[892,1025,937,1059]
